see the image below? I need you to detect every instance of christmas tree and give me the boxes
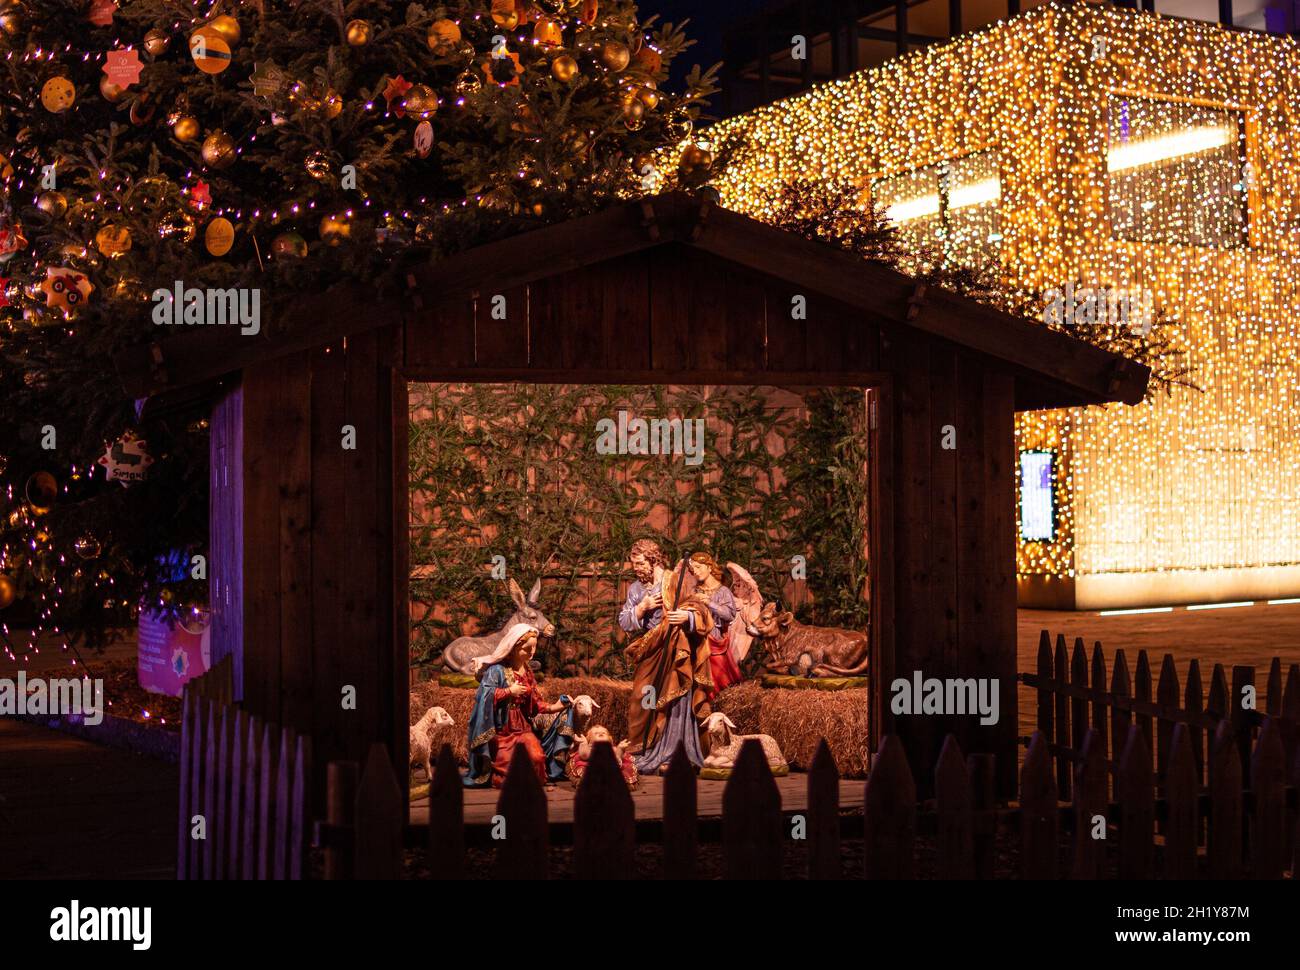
[0,0,725,656]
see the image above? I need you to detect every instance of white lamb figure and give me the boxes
[409,706,455,783]
[702,712,788,772]
[532,693,600,735]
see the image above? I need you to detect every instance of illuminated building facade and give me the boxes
[715,2,1300,608]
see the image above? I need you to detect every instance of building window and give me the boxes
[1106,95,1247,248]
[1019,450,1056,542]
[873,151,1002,273]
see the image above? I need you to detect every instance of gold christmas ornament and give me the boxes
[143,27,170,56]
[204,216,235,256]
[207,14,241,47]
[580,0,599,25]
[172,114,201,142]
[26,470,57,510]
[633,44,662,75]
[271,231,308,259]
[94,224,132,257]
[601,40,630,72]
[322,89,343,119]
[622,100,645,131]
[41,76,77,113]
[455,70,481,96]
[0,0,23,38]
[427,18,462,55]
[0,573,15,610]
[37,191,67,217]
[678,144,712,174]
[491,0,519,30]
[319,212,352,245]
[305,150,331,181]
[201,130,237,169]
[533,17,563,48]
[74,535,101,559]
[637,84,659,110]
[189,26,232,74]
[551,54,579,83]
[402,84,439,121]
[99,74,128,103]
[156,209,197,242]
[346,19,372,46]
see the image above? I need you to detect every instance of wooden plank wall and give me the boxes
[210,386,245,699]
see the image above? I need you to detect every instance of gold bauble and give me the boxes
[207,14,240,47]
[427,18,462,55]
[172,115,201,142]
[305,150,331,181]
[94,224,132,258]
[491,11,519,30]
[271,231,308,259]
[143,27,170,56]
[455,70,481,96]
[157,209,197,242]
[0,0,23,38]
[26,470,57,510]
[402,84,439,121]
[321,89,343,119]
[346,19,372,46]
[0,573,15,610]
[678,144,713,173]
[551,54,579,83]
[201,130,237,169]
[622,100,645,131]
[37,191,67,217]
[637,84,659,110]
[99,74,127,103]
[319,212,352,245]
[533,16,563,48]
[600,41,630,72]
[633,44,662,75]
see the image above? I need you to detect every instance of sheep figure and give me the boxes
[532,693,599,736]
[409,706,455,783]
[701,712,788,773]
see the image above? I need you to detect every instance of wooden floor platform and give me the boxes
[410,772,866,825]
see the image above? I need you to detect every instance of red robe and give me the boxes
[485,668,548,788]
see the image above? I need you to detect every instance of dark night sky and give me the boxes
[639,0,773,85]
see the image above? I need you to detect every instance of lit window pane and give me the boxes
[1107,96,1247,247]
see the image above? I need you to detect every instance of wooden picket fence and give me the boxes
[176,657,313,879]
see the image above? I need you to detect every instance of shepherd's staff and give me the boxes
[639,558,690,753]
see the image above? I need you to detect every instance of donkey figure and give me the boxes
[440,577,557,674]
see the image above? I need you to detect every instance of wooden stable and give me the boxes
[118,193,1148,797]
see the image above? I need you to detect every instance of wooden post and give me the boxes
[1164,724,1198,880]
[1072,729,1107,880]
[494,743,548,880]
[428,744,466,880]
[663,741,696,880]
[1054,634,1070,797]
[1020,731,1057,880]
[289,734,311,880]
[1036,630,1053,744]
[574,743,635,879]
[1110,650,1132,789]
[325,760,359,881]
[723,739,783,880]
[1250,717,1286,879]
[935,735,973,879]
[968,753,997,879]
[865,736,915,879]
[1117,724,1154,879]
[807,739,841,880]
[355,742,404,880]
[1208,720,1242,879]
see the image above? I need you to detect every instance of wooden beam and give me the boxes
[896,0,908,56]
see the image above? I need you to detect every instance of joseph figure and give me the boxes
[619,538,714,773]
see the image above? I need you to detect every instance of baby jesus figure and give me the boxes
[566,725,638,790]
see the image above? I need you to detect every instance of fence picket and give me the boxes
[807,739,841,880]
[1054,635,1071,797]
[214,706,230,881]
[968,753,997,880]
[177,692,194,880]
[240,715,260,880]
[1250,717,1286,880]
[1110,650,1132,788]
[355,743,403,880]
[935,734,973,880]
[201,702,218,880]
[256,721,276,880]
[1134,651,1153,758]
[429,744,466,880]
[227,709,245,880]
[187,696,207,880]
[1036,631,1053,746]
[574,743,635,879]
[325,760,358,881]
[1185,660,1204,786]
[1020,731,1057,879]
[1071,729,1106,880]
[1090,643,1109,781]
[494,743,548,880]
[289,734,311,880]
[1266,658,1282,716]
[1117,724,1154,879]
[273,726,293,880]
[865,735,915,879]
[1071,639,1088,771]
[1164,724,1198,880]
[1156,654,1178,786]
[723,739,783,880]
[663,741,697,880]
[1231,666,1255,787]
[1208,720,1243,880]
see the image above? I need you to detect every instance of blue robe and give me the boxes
[463,664,571,786]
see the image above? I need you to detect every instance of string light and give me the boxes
[713,2,1300,599]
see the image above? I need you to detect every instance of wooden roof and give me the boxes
[115,192,1149,409]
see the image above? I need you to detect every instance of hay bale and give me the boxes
[715,683,869,778]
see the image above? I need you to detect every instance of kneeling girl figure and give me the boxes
[464,624,568,789]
